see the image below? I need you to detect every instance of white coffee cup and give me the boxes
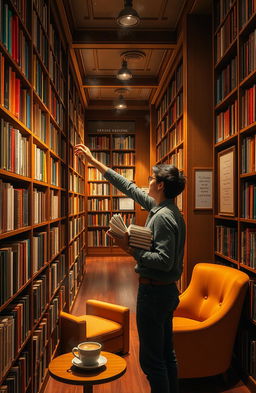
[72,341,102,365]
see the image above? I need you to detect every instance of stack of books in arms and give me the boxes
[109,214,152,250]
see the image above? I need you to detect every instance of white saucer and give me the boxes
[72,355,107,369]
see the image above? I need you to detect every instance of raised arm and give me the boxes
[74,144,155,211]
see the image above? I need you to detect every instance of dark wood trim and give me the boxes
[72,30,177,48]
[83,77,158,88]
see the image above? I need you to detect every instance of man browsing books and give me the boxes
[74,143,186,393]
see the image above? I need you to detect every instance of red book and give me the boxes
[15,78,20,118]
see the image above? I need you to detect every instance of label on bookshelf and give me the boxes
[87,120,135,134]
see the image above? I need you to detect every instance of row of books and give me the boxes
[0,239,31,306]
[34,145,47,182]
[88,213,111,226]
[88,182,110,195]
[73,155,85,176]
[68,216,84,242]
[33,232,47,273]
[0,349,30,393]
[216,225,238,260]
[49,256,65,298]
[33,102,47,143]
[0,181,29,233]
[216,57,237,104]
[33,188,46,224]
[49,225,64,259]
[69,195,84,215]
[69,238,82,266]
[91,152,110,165]
[241,83,256,128]
[49,22,65,74]
[1,3,30,78]
[241,28,256,80]
[88,135,110,149]
[69,254,84,306]
[88,229,111,247]
[241,228,256,268]
[69,172,85,193]
[88,198,110,211]
[240,0,256,28]
[0,54,31,128]
[33,55,47,105]
[0,294,30,381]
[33,10,48,67]
[157,136,169,160]
[157,64,182,123]
[33,275,47,322]
[32,288,65,393]
[215,6,237,62]
[50,123,66,159]
[34,0,48,33]
[50,158,59,186]
[112,152,135,166]
[215,100,237,143]
[0,119,29,177]
[168,149,184,169]
[49,87,64,129]
[241,135,256,174]
[49,53,65,103]
[214,0,234,28]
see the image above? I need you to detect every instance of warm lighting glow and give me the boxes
[115,94,127,110]
[117,59,132,81]
[117,0,140,28]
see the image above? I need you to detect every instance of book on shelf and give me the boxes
[109,214,152,250]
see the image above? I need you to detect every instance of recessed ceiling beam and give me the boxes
[72,29,176,49]
[83,77,158,89]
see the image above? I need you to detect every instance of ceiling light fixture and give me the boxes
[117,0,140,28]
[114,88,128,110]
[116,59,132,81]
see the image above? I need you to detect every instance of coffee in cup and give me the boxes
[72,341,102,365]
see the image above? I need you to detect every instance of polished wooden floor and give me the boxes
[44,256,250,393]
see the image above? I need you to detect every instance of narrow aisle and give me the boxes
[44,257,250,393]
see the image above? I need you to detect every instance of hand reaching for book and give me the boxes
[74,144,94,164]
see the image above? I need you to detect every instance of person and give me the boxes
[74,143,186,393]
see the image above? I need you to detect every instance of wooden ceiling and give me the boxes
[60,0,212,110]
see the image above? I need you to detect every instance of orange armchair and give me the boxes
[173,263,249,379]
[60,299,130,355]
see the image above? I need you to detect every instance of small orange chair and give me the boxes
[60,299,130,355]
[173,263,249,379]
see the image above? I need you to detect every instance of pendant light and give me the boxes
[114,88,128,110]
[117,0,140,28]
[117,59,132,81]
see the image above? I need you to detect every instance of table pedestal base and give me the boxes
[84,385,93,393]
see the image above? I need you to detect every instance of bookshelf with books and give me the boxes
[213,0,256,387]
[152,15,214,290]
[67,65,86,310]
[0,1,86,392]
[85,115,150,255]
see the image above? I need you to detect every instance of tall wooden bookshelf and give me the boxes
[0,1,86,392]
[152,14,214,290]
[85,113,150,256]
[213,0,256,387]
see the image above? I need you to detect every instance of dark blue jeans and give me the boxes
[136,282,180,393]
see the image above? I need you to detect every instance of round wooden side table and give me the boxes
[48,351,127,393]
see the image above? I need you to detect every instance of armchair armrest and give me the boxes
[60,311,87,353]
[86,299,130,354]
